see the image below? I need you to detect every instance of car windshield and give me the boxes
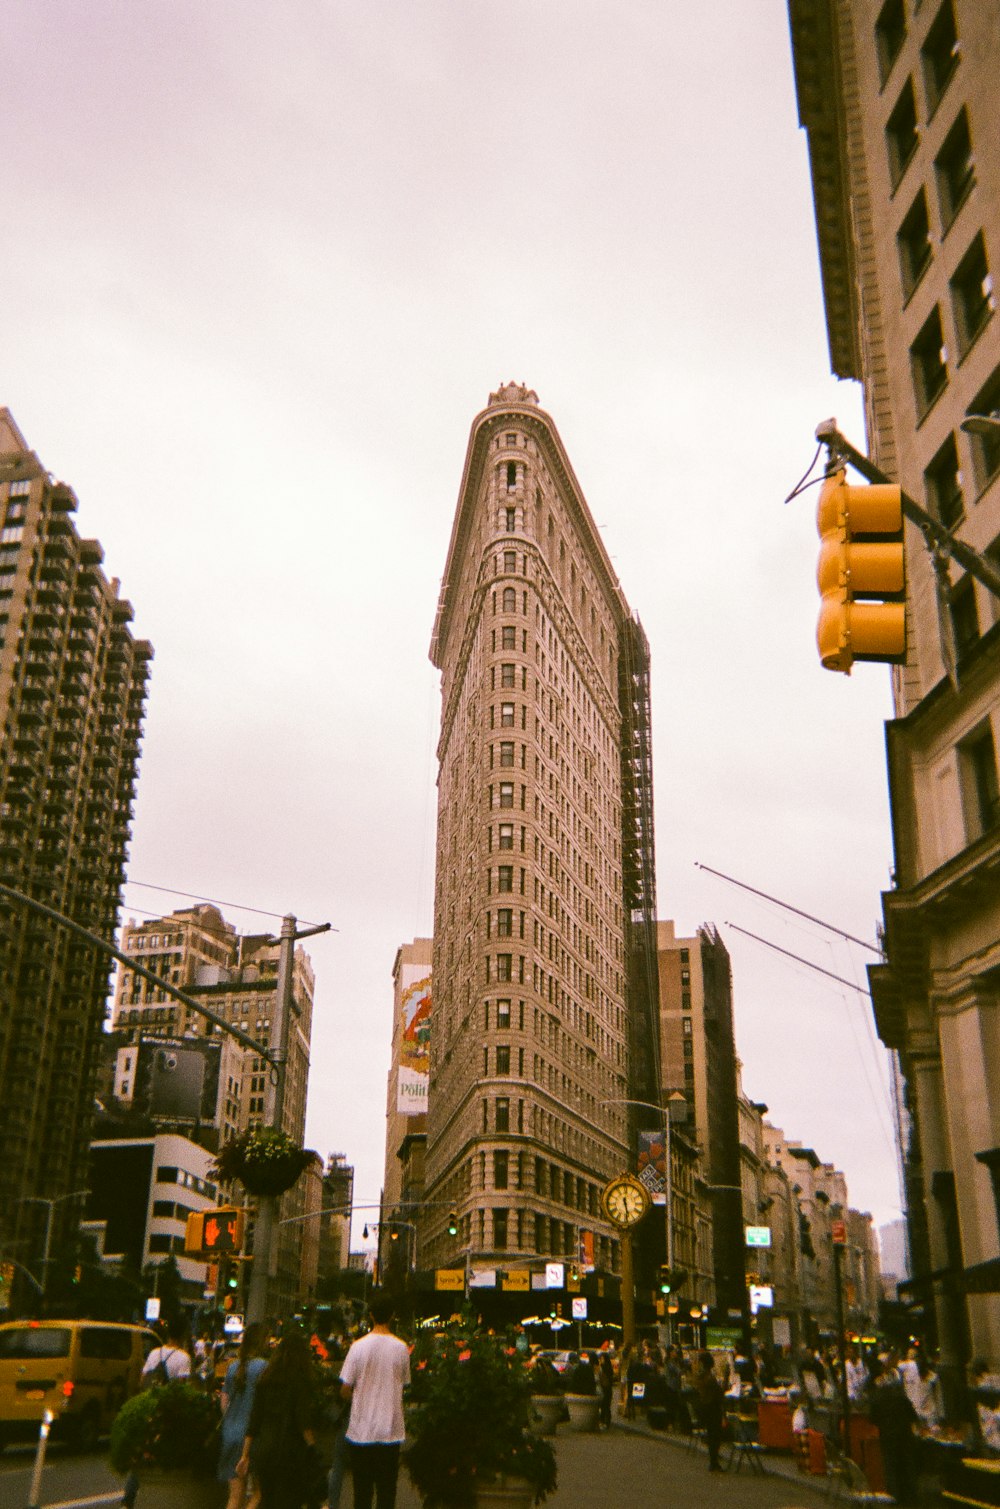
[0,1327,72,1360]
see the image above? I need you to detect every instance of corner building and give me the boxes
[423,383,660,1279]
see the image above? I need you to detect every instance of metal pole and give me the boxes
[246,915,296,1326]
[832,1241,851,1449]
[621,1230,636,1350]
[39,1204,55,1307]
[26,1410,53,1509]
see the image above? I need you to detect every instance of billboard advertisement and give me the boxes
[637,1128,667,1201]
[134,1036,223,1123]
[397,969,431,1115]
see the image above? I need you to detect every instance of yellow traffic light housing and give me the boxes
[816,468,906,673]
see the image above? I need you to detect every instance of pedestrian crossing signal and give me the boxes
[185,1208,245,1255]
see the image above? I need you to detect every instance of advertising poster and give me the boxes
[397,968,431,1115]
[637,1128,667,1200]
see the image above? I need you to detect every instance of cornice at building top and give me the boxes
[787,0,862,381]
[430,386,630,670]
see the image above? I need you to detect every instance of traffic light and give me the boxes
[816,467,906,673]
[185,1208,245,1256]
[447,1211,458,1237]
[659,1265,686,1295]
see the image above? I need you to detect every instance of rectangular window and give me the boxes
[950,576,980,658]
[498,783,514,809]
[897,189,932,298]
[504,550,517,572]
[498,865,513,891]
[496,1044,511,1074]
[497,999,511,1027]
[502,626,516,650]
[494,1151,509,1189]
[950,232,992,357]
[496,955,513,982]
[875,0,906,84]
[960,724,1000,839]
[682,1016,693,1035]
[936,108,975,228]
[500,703,515,727]
[506,463,517,490]
[910,304,948,414]
[500,663,516,688]
[966,366,1000,492]
[925,432,964,528]
[497,909,513,937]
[499,741,514,767]
[498,823,514,850]
[494,1209,508,1250]
[921,0,958,116]
[496,1096,510,1132]
[886,78,919,188]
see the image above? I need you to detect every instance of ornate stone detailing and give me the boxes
[488,382,539,407]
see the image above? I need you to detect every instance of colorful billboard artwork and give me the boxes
[637,1129,667,1195]
[397,970,431,1116]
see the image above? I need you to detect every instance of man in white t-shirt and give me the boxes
[123,1319,192,1506]
[340,1293,410,1509]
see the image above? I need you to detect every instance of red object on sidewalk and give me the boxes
[758,1399,794,1450]
[848,1414,887,1492]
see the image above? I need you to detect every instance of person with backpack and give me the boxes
[122,1318,193,1507]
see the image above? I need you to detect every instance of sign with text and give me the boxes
[831,1219,847,1245]
[502,1271,530,1292]
[435,1269,465,1291]
[145,1296,161,1322]
[397,968,431,1116]
[745,1226,772,1248]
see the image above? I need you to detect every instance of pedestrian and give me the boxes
[598,1351,614,1430]
[663,1345,684,1432]
[340,1291,411,1509]
[899,1348,944,1429]
[237,1328,325,1509]
[691,1349,726,1472]
[218,1323,269,1509]
[866,1355,920,1507]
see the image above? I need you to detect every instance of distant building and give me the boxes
[84,1132,219,1305]
[879,1217,911,1299]
[108,903,318,1316]
[382,939,432,1266]
[320,1153,355,1280]
[0,410,152,1294]
[657,920,744,1323]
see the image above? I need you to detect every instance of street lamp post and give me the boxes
[19,1190,90,1306]
[606,1094,688,1341]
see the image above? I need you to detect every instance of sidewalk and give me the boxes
[613,1407,831,1498]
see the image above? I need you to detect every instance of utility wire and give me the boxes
[121,879,330,932]
[698,862,880,954]
[725,921,871,995]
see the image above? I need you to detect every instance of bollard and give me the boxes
[26,1408,53,1509]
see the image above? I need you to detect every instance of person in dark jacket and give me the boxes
[867,1356,920,1507]
[564,1352,597,1395]
[237,1330,324,1509]
[692,1350,726,1472]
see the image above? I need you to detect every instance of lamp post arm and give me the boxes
[816,419,1000,600]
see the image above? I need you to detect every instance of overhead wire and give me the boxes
[120,879,329,931]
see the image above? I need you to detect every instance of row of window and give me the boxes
[880,0,959,173]
[908,233,993,422]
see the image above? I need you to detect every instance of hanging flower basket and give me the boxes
[211,1127,313,1197]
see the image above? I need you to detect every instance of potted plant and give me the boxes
[406,1325,557,1508]
[109,1380,221,1509]
[211,1126,313,1197]
[526,1355,563,1437]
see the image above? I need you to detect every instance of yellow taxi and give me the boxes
[0,1319,160,1450]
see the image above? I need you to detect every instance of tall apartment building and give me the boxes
[789,0,1000,1378]
[422,384,662,1286]
[657,920,744,1319]
[0,410,151,1286]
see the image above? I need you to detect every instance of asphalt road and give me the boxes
[0,1429,830,1509]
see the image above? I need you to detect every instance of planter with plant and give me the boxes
[525,1355,563,1437]
[211,1126,313,1197]
[406,1326,557,1508]
[109,1381,222,1509]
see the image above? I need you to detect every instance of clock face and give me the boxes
[602,1175,651,1229]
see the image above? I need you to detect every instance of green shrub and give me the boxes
[405,1327,557,1507]
[109,1382,220,1476]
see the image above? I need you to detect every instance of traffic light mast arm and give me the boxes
[0,879,280,1066]
[817,419,1000,601]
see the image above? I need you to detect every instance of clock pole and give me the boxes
[621,1229,637,1349]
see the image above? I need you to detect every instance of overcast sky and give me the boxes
[5,2,903,1249]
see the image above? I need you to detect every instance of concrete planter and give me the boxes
[475,1475,535,1508]
[564,1393,601,1432]
[530,1393,563,1436]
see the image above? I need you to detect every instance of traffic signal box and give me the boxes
[816,468,906,673]
[184,1207,245,1256]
